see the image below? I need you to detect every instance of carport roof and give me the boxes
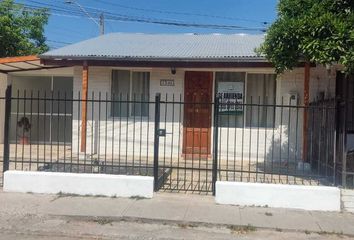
[0,55,64,74]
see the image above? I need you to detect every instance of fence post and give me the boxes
[153,93,161,191]
[341,100,348,188]
[333,99,339,186]
[212,96,220,196]
[3,85,12,172]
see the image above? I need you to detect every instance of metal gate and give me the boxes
[153,94,217,194]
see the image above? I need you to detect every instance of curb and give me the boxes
[52,214,351,237]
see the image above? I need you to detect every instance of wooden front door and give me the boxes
[183,71,213,155]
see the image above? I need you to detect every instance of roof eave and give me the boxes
[39,55,273,68]
[39,55,268,63]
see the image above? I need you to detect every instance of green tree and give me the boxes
[258,0,354,73]
[0,0,49,57]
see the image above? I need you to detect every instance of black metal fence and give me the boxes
[216,97,338,187]
[1,88,353,193]
[339,98,354,188]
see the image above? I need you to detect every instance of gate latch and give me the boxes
[157,129,167,137]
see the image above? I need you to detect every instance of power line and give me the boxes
[94,0,270,25]
[47,40,73,45]
[19,1,267,32]
[22,0,266,31]
[71,3,267,31]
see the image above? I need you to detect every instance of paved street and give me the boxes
[0,190,354,239]
[0,214,352,240]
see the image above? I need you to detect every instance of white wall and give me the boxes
[270,65,336,163]
[72,66,337,165]
[4,170,154,198]
[215,181,341,211]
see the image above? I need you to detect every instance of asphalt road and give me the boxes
[0,214,351,240]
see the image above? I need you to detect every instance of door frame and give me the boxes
[182,71,213,156]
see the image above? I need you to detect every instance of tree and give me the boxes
[258,0,354,74]
[0,0,49,57]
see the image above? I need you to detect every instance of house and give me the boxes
[38,33,337,163]
[1,33,348,192]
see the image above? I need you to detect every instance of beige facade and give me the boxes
[71,65,337,164]
[0,65,337,160]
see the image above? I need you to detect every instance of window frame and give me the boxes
[214,71,277,129]
[110,69,151,118]
[244,72,277,129]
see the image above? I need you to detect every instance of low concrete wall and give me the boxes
[215,181,341,211]
[342,189,354,213]
[4,171,154,198]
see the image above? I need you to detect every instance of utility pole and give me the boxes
[99,13,105,35]
[65,0,104,36]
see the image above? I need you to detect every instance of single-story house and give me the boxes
[0,33,346,166]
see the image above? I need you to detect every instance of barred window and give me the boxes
[246,74,276,128]
[111,70,150,117]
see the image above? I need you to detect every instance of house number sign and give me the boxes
[160,79,175,86]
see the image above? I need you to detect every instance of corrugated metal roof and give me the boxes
[41,33,265,61]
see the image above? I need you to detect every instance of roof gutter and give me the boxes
[39,55,268,62]
[39,55,273,68]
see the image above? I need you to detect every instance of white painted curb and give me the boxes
[4,171,154,198]
[215,181,341,211]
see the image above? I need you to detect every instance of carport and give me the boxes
[0,56,73,144]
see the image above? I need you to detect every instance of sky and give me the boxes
[16,0,278,49]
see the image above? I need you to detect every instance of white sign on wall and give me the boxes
[160,79,175,86]
[217,81,244,113]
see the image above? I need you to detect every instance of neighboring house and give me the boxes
[34,33,339,165]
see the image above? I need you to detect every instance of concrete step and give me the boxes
[341,189,354,212]
[342,189,354,196]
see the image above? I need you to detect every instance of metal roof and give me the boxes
[41,33,265,62]
[0,56,66,74]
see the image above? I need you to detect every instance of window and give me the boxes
[216,72,276,128]
[111,70,150,117]
[246,74,276,128]
[132,72,150,116]
[215,72,245,127]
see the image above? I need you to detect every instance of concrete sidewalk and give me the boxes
[0,190,354,236]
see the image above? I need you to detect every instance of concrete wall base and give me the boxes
[342,189,354,213]
[215,181,341,211]
[4,171,154,198]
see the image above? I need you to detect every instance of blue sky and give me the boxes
[17,0,278,49]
